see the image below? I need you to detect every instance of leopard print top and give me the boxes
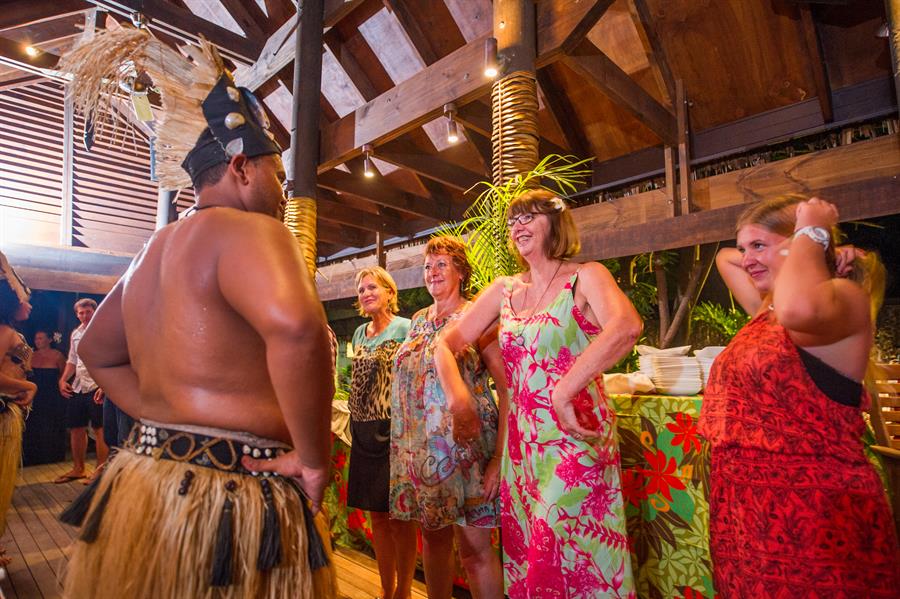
[348,317,410,422]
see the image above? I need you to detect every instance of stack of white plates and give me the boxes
[637,355,703,396]
[693,346,726,388]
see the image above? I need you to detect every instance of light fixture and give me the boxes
[444,103,459,144]
[484,37,499,78]
[24,45,39,57]
[362,143,375,178]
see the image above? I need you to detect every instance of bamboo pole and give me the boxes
[491,0,539,186]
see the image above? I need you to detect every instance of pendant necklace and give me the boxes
[523,261,563,316]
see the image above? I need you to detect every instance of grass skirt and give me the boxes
[62,447,336,598]
[0,404,23,536]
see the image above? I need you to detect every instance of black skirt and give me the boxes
[346,418,391,512]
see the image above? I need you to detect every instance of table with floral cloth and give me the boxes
[324,394,888,599]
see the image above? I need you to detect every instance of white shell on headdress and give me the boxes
[226,86,240,102]
[225,137,244,157]
[550,197,566,211]
[224,112,245,129]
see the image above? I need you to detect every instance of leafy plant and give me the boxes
[439,154,593,293]
[691,301,750,340]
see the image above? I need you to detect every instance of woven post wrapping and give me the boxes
[283,196,318,278]
[491,70,540,187]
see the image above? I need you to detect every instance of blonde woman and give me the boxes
[347,266,416,599]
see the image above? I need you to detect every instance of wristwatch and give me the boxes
[793,226,830,250]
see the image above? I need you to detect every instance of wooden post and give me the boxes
[376,231,386,268]
[886,0,900,118]
[676,79,691,216]
[285,0,325,277]
[491,0,539,186]
[663,146,676,218]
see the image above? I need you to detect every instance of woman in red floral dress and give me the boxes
[700,196,900,597]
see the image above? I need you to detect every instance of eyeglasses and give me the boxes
[506,212,537,228]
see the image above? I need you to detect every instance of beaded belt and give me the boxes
[125,420,290,478]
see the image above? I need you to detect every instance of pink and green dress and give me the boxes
[498,273,635,598]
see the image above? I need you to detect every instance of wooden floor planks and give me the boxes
[0,462,441,599]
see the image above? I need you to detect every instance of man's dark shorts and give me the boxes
[66,390,103,429]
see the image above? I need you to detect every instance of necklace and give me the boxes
[522,261,563,316]
[430,299,463,322]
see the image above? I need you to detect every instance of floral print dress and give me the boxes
[390,304,500,530]
[498,274,635,599]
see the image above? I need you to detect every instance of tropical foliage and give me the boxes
[691,301,750,344]
[439,154,592,293]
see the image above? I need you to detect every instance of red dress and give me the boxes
[699,312,900,598]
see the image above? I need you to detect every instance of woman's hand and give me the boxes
[12,381,37,407]
[450,396,481,445]
[835,245,865,278]
[795,197,839,230]
[551,387,601,443]
[481,455,501,502]
[242,451,330,513]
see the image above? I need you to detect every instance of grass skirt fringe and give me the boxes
[0,405,24,536]
[61,448,336,598]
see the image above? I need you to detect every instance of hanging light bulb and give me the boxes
[362,144,375,178]
[484,37,499,78]
[444,103,459,144]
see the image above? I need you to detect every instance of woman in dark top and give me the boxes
[22,330,67,465]
[700,196,900,596]
[347,266,416,599]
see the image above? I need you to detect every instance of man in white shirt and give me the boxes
[55,298,108,483]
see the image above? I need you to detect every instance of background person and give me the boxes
[56,298,107,484]
[700,196,900,596]
[22,329,67,465]
[0,252,35,568]
[391,237,505,599]
[435,190,642,598]
[347,266,416,599]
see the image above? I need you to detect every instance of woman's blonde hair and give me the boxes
[353,266,399,316]
[425,236,473,298]
[507,189,580,268]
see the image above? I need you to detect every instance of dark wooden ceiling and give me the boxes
[0,0,892,259]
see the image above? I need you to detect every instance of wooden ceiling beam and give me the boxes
[630,0,676,105]
[234,0,367,91]
[0,1,89,31]
[536,66,593,160]
[557,0,616,56]
[217,0,267,41]
[454,101,491,138]
[0,35,60,71]
[323,27,378,101]
[86,1,262,62]
[383,0,438,65]
[564,40,677,145]
[375,139,483,191]
[317,219,373,247]
[317,168,452,221]
[798,4,833,123]
[317,0,607,172]
[317,189,418,236]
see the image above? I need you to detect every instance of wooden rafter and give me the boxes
[85,0,263,62]
[323,28,378,101]
[317,219,372,247]
[564,40,676,145]
[536,66,592,159]
[217,0,267,41]
[0,1,89,30]
[375,139,483,192]
[0,35,60,72]
[558,0,616,55]
[317,168,453,221]
[797,4,833,123]
[317,189,418,236]
[629,0,676,104]
[382,0,439,65]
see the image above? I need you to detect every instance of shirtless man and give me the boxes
[58,29,335,599]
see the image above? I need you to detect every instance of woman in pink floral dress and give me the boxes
[436,190,642,598]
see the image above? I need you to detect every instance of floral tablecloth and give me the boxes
[324,394,888,599]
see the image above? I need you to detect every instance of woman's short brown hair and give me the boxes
[353,266,399,316]
[507,189,580,267]
[425,236,472,298]
[735,194,836,274]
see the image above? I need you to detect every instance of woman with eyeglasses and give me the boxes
[435,190,642,598]
[390,236,506,599]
